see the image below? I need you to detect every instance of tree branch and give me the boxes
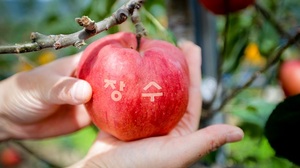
[208,13,230,110]
[0,0,146,54]
[254,3,291,39]
[209,2,300,114]
[213,29,300,113]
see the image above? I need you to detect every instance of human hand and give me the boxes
[70,41,244,168]
[0,53,92,141]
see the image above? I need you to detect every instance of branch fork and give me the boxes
[0,0,146,54]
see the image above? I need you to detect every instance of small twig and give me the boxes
[255,2,300,49]
[254,3,291,39]
[213,30,300,113]
[75,16,97,33]
[209,13,230,111]
[0,0,146,54]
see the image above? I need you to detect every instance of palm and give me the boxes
[84,106,201,168]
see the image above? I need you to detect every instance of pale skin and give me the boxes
[0,41,243,168]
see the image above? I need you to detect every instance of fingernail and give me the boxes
[226,129,244,142]
[71,80,92,104]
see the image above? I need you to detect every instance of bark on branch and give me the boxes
[0,0,146,54]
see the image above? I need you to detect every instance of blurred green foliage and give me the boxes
[202,0,300,167]
[219,0,300,75]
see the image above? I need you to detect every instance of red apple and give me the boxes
[0,147,21,167]
[199,0,255,15]
[77,32,189,141]
[279,59,300,97]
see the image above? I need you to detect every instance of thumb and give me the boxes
[47,78,92,105]
[168,124,244,167]
[39,54,92,105]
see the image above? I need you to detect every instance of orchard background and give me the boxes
[1,0,300,167]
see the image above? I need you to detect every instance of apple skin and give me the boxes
[199,0,255,15]
[279,60,300,97]
[77,32,189,141]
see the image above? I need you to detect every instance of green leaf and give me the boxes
[257,21,280,56]
[265,94,300,166]
[222,35,248,73]
[231,98,276,129]
[221,14,252,73]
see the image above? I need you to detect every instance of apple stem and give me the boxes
[131,8,147,51]
[136,35,141,51]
